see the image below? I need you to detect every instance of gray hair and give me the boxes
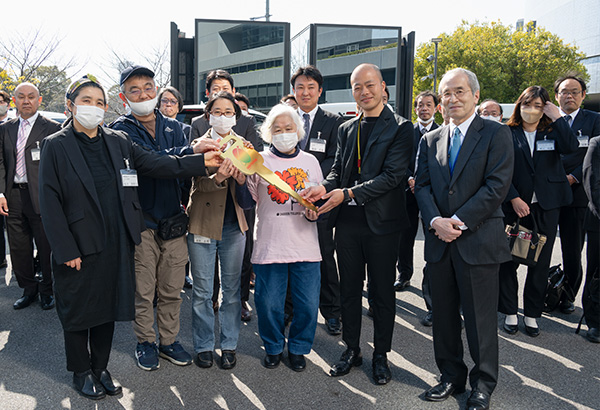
[260,104,305,144]
[439,68,480,95]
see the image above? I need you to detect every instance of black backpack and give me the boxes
[543,264,574,312]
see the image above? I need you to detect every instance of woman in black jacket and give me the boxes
[39,76,221,400]
[498,86,579,337]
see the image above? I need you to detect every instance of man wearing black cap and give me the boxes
[111,65,218,371]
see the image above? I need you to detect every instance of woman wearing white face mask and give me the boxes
[38,75,221,400]
[244,104,322,372]
[498,86,579,337]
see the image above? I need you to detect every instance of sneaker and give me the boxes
[136,342,159,371]
[159,341,193,366]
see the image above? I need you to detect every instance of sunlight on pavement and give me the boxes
[60,397,70,408]
[213,394,229,409]
[231,374,266,410]
[0,383,36,409]
[381,347,438,386]
[306,349,333,374]
[394,315,433,342]
[499,335,583,371]
[502,365,595,410]
[543,314,583,330]
[4,269,11,286]
[0,331,9,352]
[117,387,134,408]
[170,385,184,406]
[337,380,377,404]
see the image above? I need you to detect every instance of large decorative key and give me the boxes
[219,135,318,212]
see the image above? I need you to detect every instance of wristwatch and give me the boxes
[342,188,351,203]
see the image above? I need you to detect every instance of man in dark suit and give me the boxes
[292,65,344,335]
[303,63,413,385]
[0,82,61,310]
[554,75,600,314]
[415,68,514,410]
[396,91,439,326]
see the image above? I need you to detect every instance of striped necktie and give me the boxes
[563,114,572,127]
[15,119,30,179]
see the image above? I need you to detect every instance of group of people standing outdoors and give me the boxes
[0,58,597,410]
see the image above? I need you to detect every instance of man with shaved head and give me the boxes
[302,63,413,384]
[0,82,61,310]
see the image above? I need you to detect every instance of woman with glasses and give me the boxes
[186,91,253,370]
[157,86,191,139]
[498,86,579,337]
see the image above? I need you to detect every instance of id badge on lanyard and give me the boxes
[120,158,138,187]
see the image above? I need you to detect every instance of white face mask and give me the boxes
[272,132,298,153]
[241,109,249,116]
[419,116,434,125]
[480,115,502,123]
[127,95,158,117]
[0,105,8,116]
[209,114,236,135]
[75,105,105,129]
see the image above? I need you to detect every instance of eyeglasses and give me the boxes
[441,89,472,100]
[210,110,235,118]
[557,90,582,97]
[160,98,178,106]
[125,86,156,98]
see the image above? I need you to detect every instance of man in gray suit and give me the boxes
[415,68,514,410]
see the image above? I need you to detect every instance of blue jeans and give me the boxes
[254,262,320,355]
[188,223,245,352]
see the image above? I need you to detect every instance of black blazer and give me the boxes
[0,115,61,213]
[190,113,264,151]
[562,109,600,207]
[301,107,344,177]
[583,136,600,232]
[415,116,514,265]
[504,118,579,212]
[322,105,413,235]
[409,122,439,179]
[39,125,208,264]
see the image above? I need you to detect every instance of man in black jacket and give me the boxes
[303,63,412,385]
[554,74,600,314]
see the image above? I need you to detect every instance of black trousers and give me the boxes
[499,204,559,318]
[336,206,399,354]
[583,229,599,329]
[0,215,6,262]
[317,219,341,320]
[397,191,420,281]
[558,206,586,301]
[240,208,256,302]
[64,321,115,373]
[6,187,52,296]
[428,242,499,396]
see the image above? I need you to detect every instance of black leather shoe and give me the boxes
[372,353,391,385]
[241,301,252,322]
[73,370,106,400]
[195,351,213,368]
[467,389,490,410]
[289,353,306,372]
[92,369,122,395]
[585,327,600,343]
[367,306,374,318]
[423,382,465,402]
[263,353,282,369]
[0,259,7,269]
[13,294,37,310]
[503,322,518,335]
[524,318,540,337]
[326,318,342,335]
[421,311,433,327]
[394,278,411,291]
[330,348,362,377]
[40,294,55,310]
[221,350,236,369]
[560,300,575,314]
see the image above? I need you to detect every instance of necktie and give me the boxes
[449,127,461,175]
[301,113,310,150]
[16,119,30,179]
[563,114,572,127]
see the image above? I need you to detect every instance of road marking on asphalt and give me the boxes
[502,365,595,410]
[499,335,583,371]
[338,380,377,404]
[231,374,267,410]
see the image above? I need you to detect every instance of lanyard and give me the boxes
[357,115,363,174]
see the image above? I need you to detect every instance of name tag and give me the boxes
[309,138,326,153]
[193,234,211,244]
[31,148,41,161]
[577,135,589,148]
[120,169,138,187]
[536,139,555,151]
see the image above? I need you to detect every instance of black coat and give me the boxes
[322,106,413,235]
[300,107,344,176]
[583,136,600,232]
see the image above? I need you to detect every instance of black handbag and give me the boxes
[505,218,547,267]
[157,211,189,241]
[543,264,573,312]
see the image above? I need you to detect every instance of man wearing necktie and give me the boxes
[0,82,61,310]
[554,75,600,314]
[415,68,513,410]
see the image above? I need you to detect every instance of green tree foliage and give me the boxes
[413,21,589,105]
[26,66,71,112]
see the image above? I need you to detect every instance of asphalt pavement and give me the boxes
[0,231,598,410]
